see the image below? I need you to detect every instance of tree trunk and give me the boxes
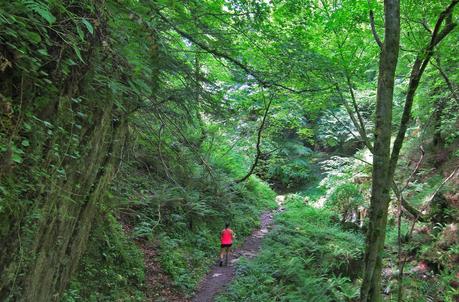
[360,1,400,301]
[361,1,457,300]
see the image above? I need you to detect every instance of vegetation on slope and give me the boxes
[218,142,458,301]
[216,192,364,302]
[62,120,276,300]
[0,0,457,301]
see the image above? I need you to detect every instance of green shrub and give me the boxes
[327,183,364,221]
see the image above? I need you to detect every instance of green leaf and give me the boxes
[72,45,85,63]
[12,154,22,163]
[24,0,56,24]
[26,31,41,44]
[38,48,48,56]
[43,121,53,128]
[11,149,23,163]
[38,8,56,24]
[21,139,30,147]
[67,58,77,66]
[76,25,85,41]
[82,18,94,34]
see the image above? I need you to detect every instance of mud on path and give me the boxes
[192,211,277,302]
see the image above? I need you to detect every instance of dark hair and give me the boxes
[225,223,229,228]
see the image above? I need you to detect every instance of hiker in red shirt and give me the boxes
[219,223,235,266]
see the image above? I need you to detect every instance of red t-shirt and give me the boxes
[221,228,233,245]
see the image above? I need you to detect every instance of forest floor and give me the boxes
[191,210,279,302]
[141,240,189,302]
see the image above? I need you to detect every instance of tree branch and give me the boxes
[161,113,215,177]
[157,123,174,183]
[154,8,331,94]
[400,146,425,193]
[421,19,433,34]
[335,84,374,151]
[327,109,362,143]
[345,74,373,151]
[369,10,383,49]
[237,94,272,183]
[391,146,427,222]
[389,0,458,177]
[431,57,459,103]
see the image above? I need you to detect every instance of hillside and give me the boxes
[0,1,458,302]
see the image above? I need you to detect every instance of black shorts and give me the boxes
[221,243,232,248]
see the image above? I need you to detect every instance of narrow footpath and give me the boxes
[192,211,276,302]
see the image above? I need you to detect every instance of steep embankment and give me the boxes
[2,2,279,301]
[0,2,132,300]
[61,139,277,301]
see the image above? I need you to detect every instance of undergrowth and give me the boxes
[216,193,364,302]
[62,215,145,302]
[64,125,277,299]
[155,176,276,295]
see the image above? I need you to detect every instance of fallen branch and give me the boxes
[401,146,425,193]
[431,58,459,103]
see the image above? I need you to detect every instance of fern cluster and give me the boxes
[217,194,364,302]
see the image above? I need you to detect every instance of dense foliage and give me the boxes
[0,0,457,301]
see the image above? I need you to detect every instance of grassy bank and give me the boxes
[216,191,364,302]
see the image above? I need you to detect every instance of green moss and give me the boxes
[62,215,145,302]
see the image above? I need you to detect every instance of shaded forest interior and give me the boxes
[0,0,458,301]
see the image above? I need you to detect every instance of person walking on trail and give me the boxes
[219,223,235,266]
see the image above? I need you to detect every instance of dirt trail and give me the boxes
[191,211,276,302]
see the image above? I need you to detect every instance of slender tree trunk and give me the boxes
[360,1,400,301]
[361,1,457,300]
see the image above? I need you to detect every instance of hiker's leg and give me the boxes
[219,246,225,266]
